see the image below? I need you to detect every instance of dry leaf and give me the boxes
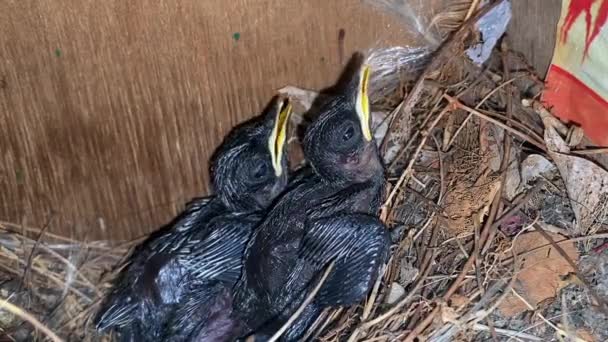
[520,154,556,185]
[439,301,460,324]
[479,122,521,200]
[576,328,596,342]
[499,231,579,317]
[544,124,608,235]
[450,294,469,309]
[568,126,585,147]
[278,85,320,116]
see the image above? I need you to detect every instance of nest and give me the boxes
[2,2,608,342]
[0,221,138,341]
[298,4,608,341]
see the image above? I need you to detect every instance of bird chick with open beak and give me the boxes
[94,96,293,342]
[230,59,390,341]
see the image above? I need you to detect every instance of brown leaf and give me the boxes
[576,328,596,342]
[278,86,320,115]
[439,301,460,324]
[450,294,469,309]
[498,232,579,317]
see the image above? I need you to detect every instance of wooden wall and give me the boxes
[508,0,562,78]
[0,0,562,241]
[0,0,414,241]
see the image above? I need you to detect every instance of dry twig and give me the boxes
[0,298,65,342]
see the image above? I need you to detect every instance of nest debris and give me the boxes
[0,222,134,341]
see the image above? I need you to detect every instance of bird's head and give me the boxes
[211,96,292,212]
[303,63,383,185]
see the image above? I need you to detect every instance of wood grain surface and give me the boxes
[1,0,413,241]
[0,0,562,241]
[508,0,561,78]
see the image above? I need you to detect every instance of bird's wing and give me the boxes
[94,196,219,331]
[299,213,390,305]
[95,293,140,330]
[176,213,258,284]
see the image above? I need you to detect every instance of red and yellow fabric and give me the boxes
[543,0,608,146]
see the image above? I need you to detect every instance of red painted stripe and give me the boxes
[542,64,608,146]
[548,65,608,106]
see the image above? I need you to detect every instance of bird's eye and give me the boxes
[342,125,355,142]
[328,119,360,152]
[252,160,270,180]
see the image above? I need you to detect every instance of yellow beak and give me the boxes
[356,65,372,142]
[268,97,292,176]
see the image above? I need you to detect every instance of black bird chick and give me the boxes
[94,96,293,342]
[231,62,391,341]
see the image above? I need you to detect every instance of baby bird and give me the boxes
[231,60,391,341]
[94,96,293,341]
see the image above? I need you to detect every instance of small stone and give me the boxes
[385,282,405,304]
